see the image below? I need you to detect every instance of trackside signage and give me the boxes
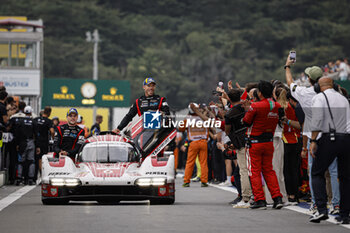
[42,78,130,107]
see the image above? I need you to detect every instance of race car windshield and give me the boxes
[81,143,137,163]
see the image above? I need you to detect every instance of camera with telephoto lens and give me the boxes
[278,108,285,127]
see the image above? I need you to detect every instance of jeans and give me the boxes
[308,139,340,206]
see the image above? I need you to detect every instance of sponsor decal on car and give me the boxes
[158,187,167,196]
[50,188,58,197]
[48,172,71,176]
[145,171,167,175]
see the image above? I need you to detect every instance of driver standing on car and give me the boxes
[113,77,170,134]
[53,108,85,161]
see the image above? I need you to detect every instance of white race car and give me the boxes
[41,117,176,205]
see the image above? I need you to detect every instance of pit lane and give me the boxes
[0,178,348,233]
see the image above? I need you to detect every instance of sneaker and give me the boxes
[210,179,221,185]
[182,183,190,187]
[309,212,329,223]
[309,203,317,214]
[250,200,267,210]
[273,196,283,209]
[329,205,340,215]
[201,182,208,187]
[15,179,23,186]
[191,177,201,182]
[229,196,242,205]
[287,197,298,206]
[219,180,232,186]
[28,179,36,186]
[233,200,250,208]
[335,216,350,225]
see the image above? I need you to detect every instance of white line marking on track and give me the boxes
[209,184,238,194]
[211,184,350,230]
[0,185,36,212]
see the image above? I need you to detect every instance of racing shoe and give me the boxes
[250,200,267,210]
[182,183,190,188]
[335,216,350,225]
[201,182,209,187]
[309,212,329,223]
[273,196,283,209]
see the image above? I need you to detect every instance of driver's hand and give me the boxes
[285,54,294,66]
[59,151,68,156]
[112,128,121,134]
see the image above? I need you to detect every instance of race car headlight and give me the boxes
[135,177,166,186]
[50,178,81,186]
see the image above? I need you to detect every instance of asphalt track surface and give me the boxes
[0,178,349,233]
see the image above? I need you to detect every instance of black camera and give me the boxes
[278,108,285,127]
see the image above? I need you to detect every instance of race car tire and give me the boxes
[97,200,120,205]
[42,198,69,205]
[150,198,175,205]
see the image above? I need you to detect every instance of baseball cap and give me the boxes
[143,77,156,86]
[24,106,32,114]
[304,66,323,80]
[66,108,78,116]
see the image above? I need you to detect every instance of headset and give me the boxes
[313,80,340,94]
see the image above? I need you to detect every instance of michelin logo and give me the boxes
[143,111,162,129]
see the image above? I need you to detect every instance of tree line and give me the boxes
[1,0,349,109]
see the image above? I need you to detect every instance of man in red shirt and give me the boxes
[243,80,283,209]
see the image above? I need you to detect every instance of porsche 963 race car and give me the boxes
[41,115,176,205]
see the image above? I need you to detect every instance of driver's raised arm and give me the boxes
[117,101,138,131]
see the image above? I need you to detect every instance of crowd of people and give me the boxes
[172,54,350,224]
[0,89,104,185]
[297,57,350,83]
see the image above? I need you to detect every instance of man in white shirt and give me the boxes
[284,55,340,215]
[309,77,350,224]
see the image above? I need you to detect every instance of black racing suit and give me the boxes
[117,94,170,131]
[53,124,85,160]
[14,116,35,180]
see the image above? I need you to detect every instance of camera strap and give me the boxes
[321,92,336,130]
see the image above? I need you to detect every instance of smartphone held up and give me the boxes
[289,51,296,62]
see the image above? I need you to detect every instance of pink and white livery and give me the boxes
[41,115,176,205]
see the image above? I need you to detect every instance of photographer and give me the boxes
[225,88,251,208]
[274,85,300,205]
[309,77,350,224]
[285,54,340,215]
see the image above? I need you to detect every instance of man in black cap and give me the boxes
[113,77,170,133]
[53,108,84,161]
